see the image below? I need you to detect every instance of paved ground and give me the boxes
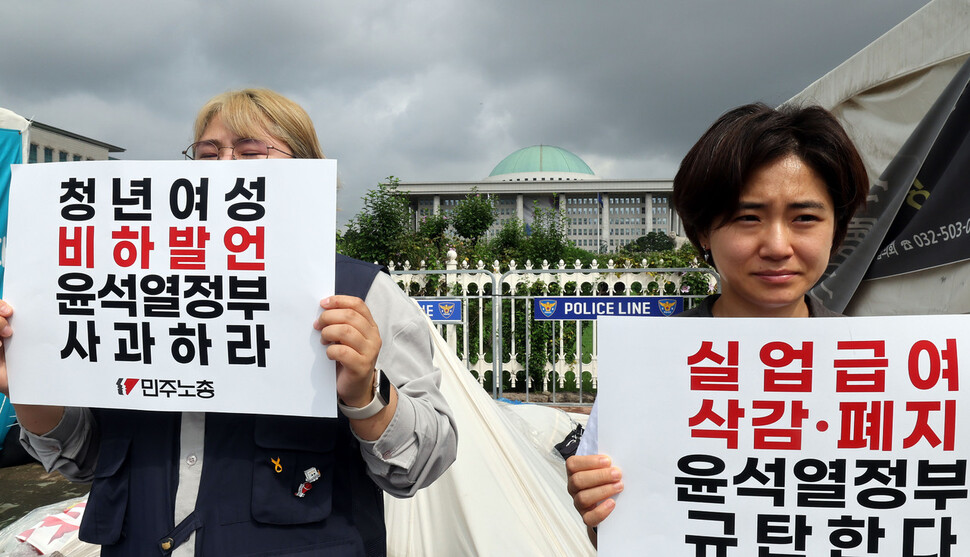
[0,462,90,531]
[500,391,594,415]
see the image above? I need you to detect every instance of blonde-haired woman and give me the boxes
[3,89,457,557]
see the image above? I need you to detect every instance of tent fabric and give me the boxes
[0,108,29,132]
[0,128,22,297]
[788,0,969,218]
[0,107,29,294]
[0,395,15,452]
[0,108,29,163]
[786,0,970,315]
[384,309,595,557]
[0,109,28,450]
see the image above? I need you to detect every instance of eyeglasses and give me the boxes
[182,138,294,160]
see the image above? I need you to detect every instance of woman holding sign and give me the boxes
[0,89,457,556]
[565,102,869,547]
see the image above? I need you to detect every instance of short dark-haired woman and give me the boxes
[566,102,869,546]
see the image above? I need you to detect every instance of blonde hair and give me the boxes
[193,89,325,159]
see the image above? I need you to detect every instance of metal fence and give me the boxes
[389,251,719,406]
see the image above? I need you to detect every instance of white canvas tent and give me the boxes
[383,309,595,556]
[0,110,29,150]
[788,0,970,315]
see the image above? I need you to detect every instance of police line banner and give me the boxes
[597,314,970,556]
[533,296,682,320]
[416,299,462,323]
[4,160,339,418]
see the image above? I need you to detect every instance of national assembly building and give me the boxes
[399,144,681,253]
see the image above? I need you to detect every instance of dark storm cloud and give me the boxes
[0,0,932,223]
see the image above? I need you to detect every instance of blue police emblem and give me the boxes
[538,299,557,318]
[438,302,456,318]
[658,298,678,316]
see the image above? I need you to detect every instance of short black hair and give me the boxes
[672,103,868,255]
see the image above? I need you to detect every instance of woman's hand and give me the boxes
[0,300,13,397]
[313,295,382,407]
[566,454,624,544]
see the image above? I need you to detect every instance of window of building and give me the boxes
[73,154,82,161]
[44,147,54,162]
[59,151,69,162]
[29,144,38,163]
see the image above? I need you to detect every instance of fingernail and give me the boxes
[611,468,621,481]
[598,456,611,467]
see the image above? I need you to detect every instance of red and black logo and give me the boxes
[116,378,139,395]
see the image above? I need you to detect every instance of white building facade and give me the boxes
[26,121,124,163]
[400,145,681,253]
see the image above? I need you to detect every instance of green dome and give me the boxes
[488,145,595,177]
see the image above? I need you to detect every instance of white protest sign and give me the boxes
[598,314,970,556]
[5,160,338,417]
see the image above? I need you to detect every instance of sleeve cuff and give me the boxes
[20,407,93,472]
[357,391,419,470]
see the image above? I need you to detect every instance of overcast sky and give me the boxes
[1,0,931,226]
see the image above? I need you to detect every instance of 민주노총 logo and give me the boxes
[117,377,139,395]
[116,378,216,398]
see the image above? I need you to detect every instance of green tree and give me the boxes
[451,188,495,248]
[627,230,676,253]
[522,203,571,264]
[418,212,449,255]
[489,217,526,262]
[338,176,415,264]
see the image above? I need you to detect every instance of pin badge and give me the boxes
[272,457,282,473]
[295,466,321,498]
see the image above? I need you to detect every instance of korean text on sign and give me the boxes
[596,314,970,556]
[6,160,338,418]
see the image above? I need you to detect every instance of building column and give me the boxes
[600,193,610,253]
[516,194,524,220]
[639,194,648,238]
[433,195,441,215]
[671,206,683,237]
[645,194,654,232]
